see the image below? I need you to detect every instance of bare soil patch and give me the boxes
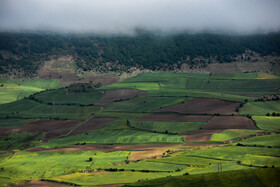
[17,180,71,187]
[155,98,240,115]
[18,120,81,141]
[93,89,147,105]
[182,130,224,142]
[202,116,258,130]
[0,118,115,140]
[0,128,11,137]
[0,120,80,140]
[137,114,212,122]
[68,118,117,136]
[27,144,178,152]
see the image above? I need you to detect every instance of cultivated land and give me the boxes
[0,72,279,186]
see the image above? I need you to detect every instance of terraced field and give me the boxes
[0,72,279,186]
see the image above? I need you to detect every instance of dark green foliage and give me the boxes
[0,132,43,150]
[1,32,280,76]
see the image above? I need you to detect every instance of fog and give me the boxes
[0,0,280,34]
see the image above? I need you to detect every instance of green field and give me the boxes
[0,118,37,128]
[0,98,100,120]
[0,150,130,186]
[237,133,280,147]
[130,121,205,134]
[0,78,62,104]
[0,132,43,150]
[183,146,280,167]
[33,87,103,105]
[0,72,280,186]
[41,129,185,149]
[127,168,280,187]
[252,116,280,131]
[239,101,280,116]
[210,129,262,141]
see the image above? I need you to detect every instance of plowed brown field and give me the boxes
[202,116,258,129]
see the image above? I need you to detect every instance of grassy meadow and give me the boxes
[0,72,279,186]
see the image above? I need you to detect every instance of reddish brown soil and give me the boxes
[155,98,240,115]
[0,128,11,137]
[183,130,224,142]
[93,89,147,105]
[17,180,70,187]
[138,114,212,122]
[17,120,81,141]
[0,118,116,141]
[68,118,117,136]
[202,116,258,130]
[0,120,80,139]
[27,144,178,152]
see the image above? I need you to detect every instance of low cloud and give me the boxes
[0,0,280,34]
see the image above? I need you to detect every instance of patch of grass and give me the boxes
[126,168,280,187]
[183,146,280,167]
[33,87,103,105]
[252,116,280,131]
[237,133,280,147]
[239,101,280,116]
[130,121,205,134]
[257,73,280,79]
[210,129,262,141]
[0,98,100,120]
[0,132,43,150]
[103,160,186,172]
[0,78,62,104]
[51,171,175,186]
[41,129,185,149]
[0,150,129,186]
[209,73,259,79]
[148,89,253,102]
[0,119,37,128]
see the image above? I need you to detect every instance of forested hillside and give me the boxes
[0,32,280,77]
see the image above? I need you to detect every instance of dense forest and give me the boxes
[0,31,280,76]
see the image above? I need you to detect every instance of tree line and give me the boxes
[0,31,279,76]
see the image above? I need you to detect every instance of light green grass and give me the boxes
[41,129,185,149]
[0,78,62,104]
[51,171,178,186]
[239,101,280,116]
[104,160,186,172]
[252,116,280,131]
[237,133,280,147]
[0,150,129,186]
[210,129,262,141]
[183,146,280,167]
[130,121,205,134]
